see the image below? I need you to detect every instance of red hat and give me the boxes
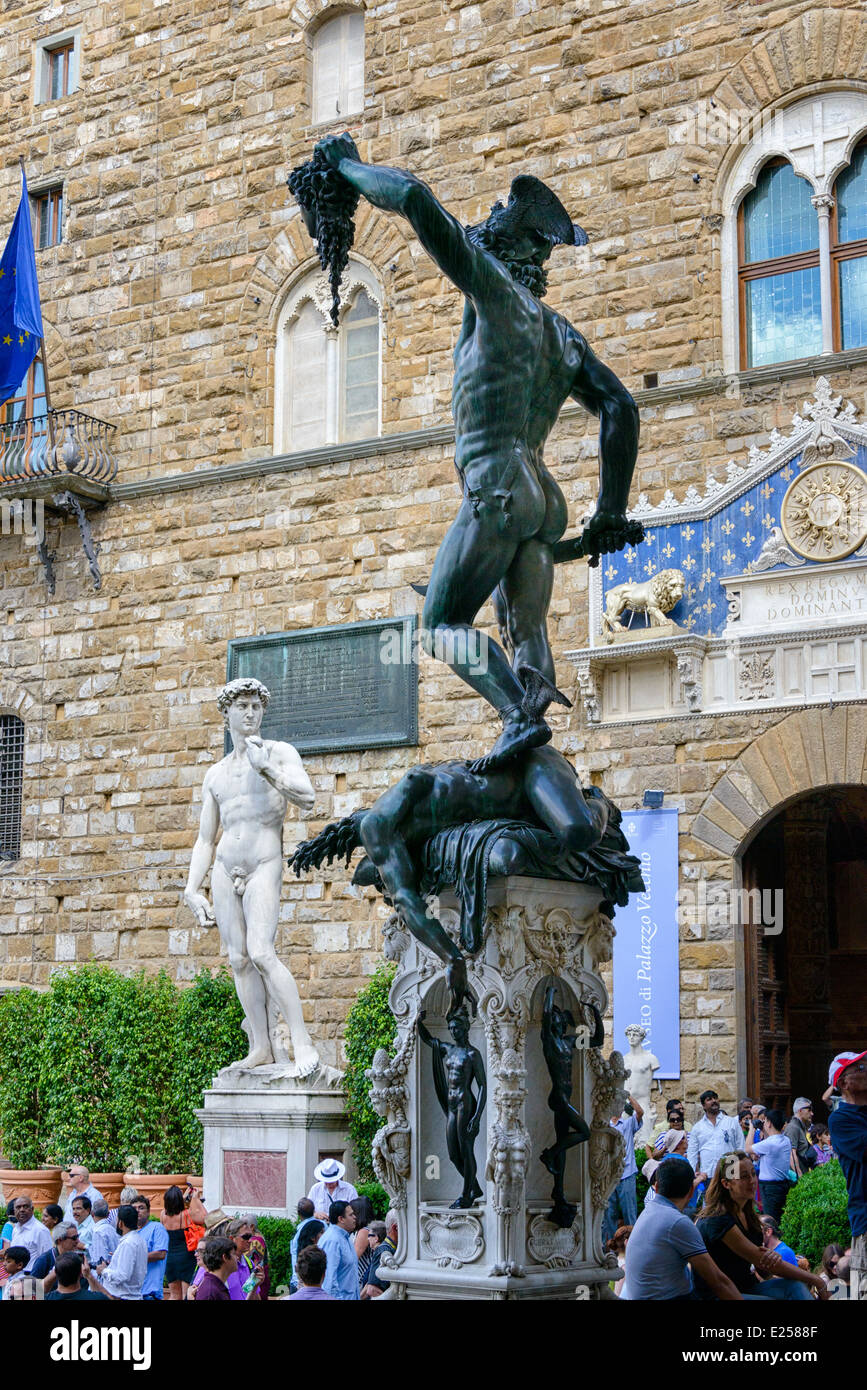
[830,1051,867,1090]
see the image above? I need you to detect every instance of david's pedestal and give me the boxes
[369,875,627,1300]
[196,1064,352,1218]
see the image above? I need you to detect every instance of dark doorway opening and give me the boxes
[741,785,867,1117]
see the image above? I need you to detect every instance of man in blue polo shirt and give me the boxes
[828,1048,867,1294]
[620,1159,742,1300]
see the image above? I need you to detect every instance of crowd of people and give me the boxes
[1,1057,862,1304]
[0,1156,396,1302]
[604,1048,866,1300]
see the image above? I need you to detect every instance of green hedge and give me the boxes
[356,1180,389,1219]
[781,1160,851,1268]
[343,962,397,1182]
[256,1215,297,1294]
[0,965,246,1172]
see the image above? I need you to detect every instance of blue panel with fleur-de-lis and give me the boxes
[601,444,867,636]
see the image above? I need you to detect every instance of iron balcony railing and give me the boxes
[0,409,118,485]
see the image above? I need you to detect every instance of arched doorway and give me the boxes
[741,785,867,1116]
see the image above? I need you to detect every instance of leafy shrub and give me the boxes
[781,1160,851,1268]
[635,1145,649,1213]
[0,989,47,1168]
[356,1180,389,1219]
[256,1215,297,1294]
[343,963,396,1183]
[170,969,247,1172]
[0,965,245,1174]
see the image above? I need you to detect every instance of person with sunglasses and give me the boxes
[61,1166,103,1221]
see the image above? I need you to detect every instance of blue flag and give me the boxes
[0,169,44,405]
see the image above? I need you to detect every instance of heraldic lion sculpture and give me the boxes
[601,568,685,637]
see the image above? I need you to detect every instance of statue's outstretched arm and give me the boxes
[317,135,501,303]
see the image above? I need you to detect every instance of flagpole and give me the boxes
[19,156,56,475]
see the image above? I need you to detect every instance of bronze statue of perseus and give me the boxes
[300,134,643,771]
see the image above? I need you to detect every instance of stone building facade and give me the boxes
[1,0,866,1097]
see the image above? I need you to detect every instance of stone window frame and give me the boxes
[31,183,64,250]
[721,90,867,375]
[308,6,365,130]
[273,256,384,455]
[33,28,82,107]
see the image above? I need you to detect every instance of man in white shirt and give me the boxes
[71,1195,95,1252]
[686,1089,743,1188]
[10,1197,53,1272]
[62,1166,104,1222]
[89,1199,120,1268]
[307,1159,358,1219]
[85,1205,146,1301]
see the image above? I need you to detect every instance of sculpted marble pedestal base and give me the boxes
[369,875,628,1301]
[196,1063,350,1223]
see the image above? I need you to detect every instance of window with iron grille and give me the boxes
[0,717,24,862]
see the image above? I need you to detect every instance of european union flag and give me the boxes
[0,169,43,405]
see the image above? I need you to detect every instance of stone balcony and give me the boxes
[0,409,119,593]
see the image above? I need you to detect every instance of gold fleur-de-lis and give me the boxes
[760,482,774,498]
[681,525,695,540]
[741,499,755,516]
[701,536,715,554]
[722,518,735,535]
[781,465,793,480]
[761,514,774,528]
[743,530,755,547]
[605,563,616,581]
[625,548,636,564]
[682,555,696,570]
[722,548,736,565]
[643,559,657,576]
[662,542,675,558]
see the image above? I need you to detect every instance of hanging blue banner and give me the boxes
[613,806,680,1079]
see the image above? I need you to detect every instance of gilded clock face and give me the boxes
[780,461,867,562]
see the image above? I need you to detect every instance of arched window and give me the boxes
[833,141,867,350]
[0,716,25,861]
[275,261,382,453]
[720,91,867,372]
[738,161,821,367]
[311,10,364,126]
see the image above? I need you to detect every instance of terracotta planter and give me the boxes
[123,1173,202,1217]
[0,1167,62,1207]
[89,1173,126,1208]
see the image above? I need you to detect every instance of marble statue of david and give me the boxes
[184,678,320,1077]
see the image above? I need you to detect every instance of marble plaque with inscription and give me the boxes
[723,561,867,632]
[223,1150,287,1208]
[227,616,418,755]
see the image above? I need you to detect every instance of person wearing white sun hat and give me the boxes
[307,1159,358,1220]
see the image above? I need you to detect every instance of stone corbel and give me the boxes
[573,655,601,724]
[675,646,704,712]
